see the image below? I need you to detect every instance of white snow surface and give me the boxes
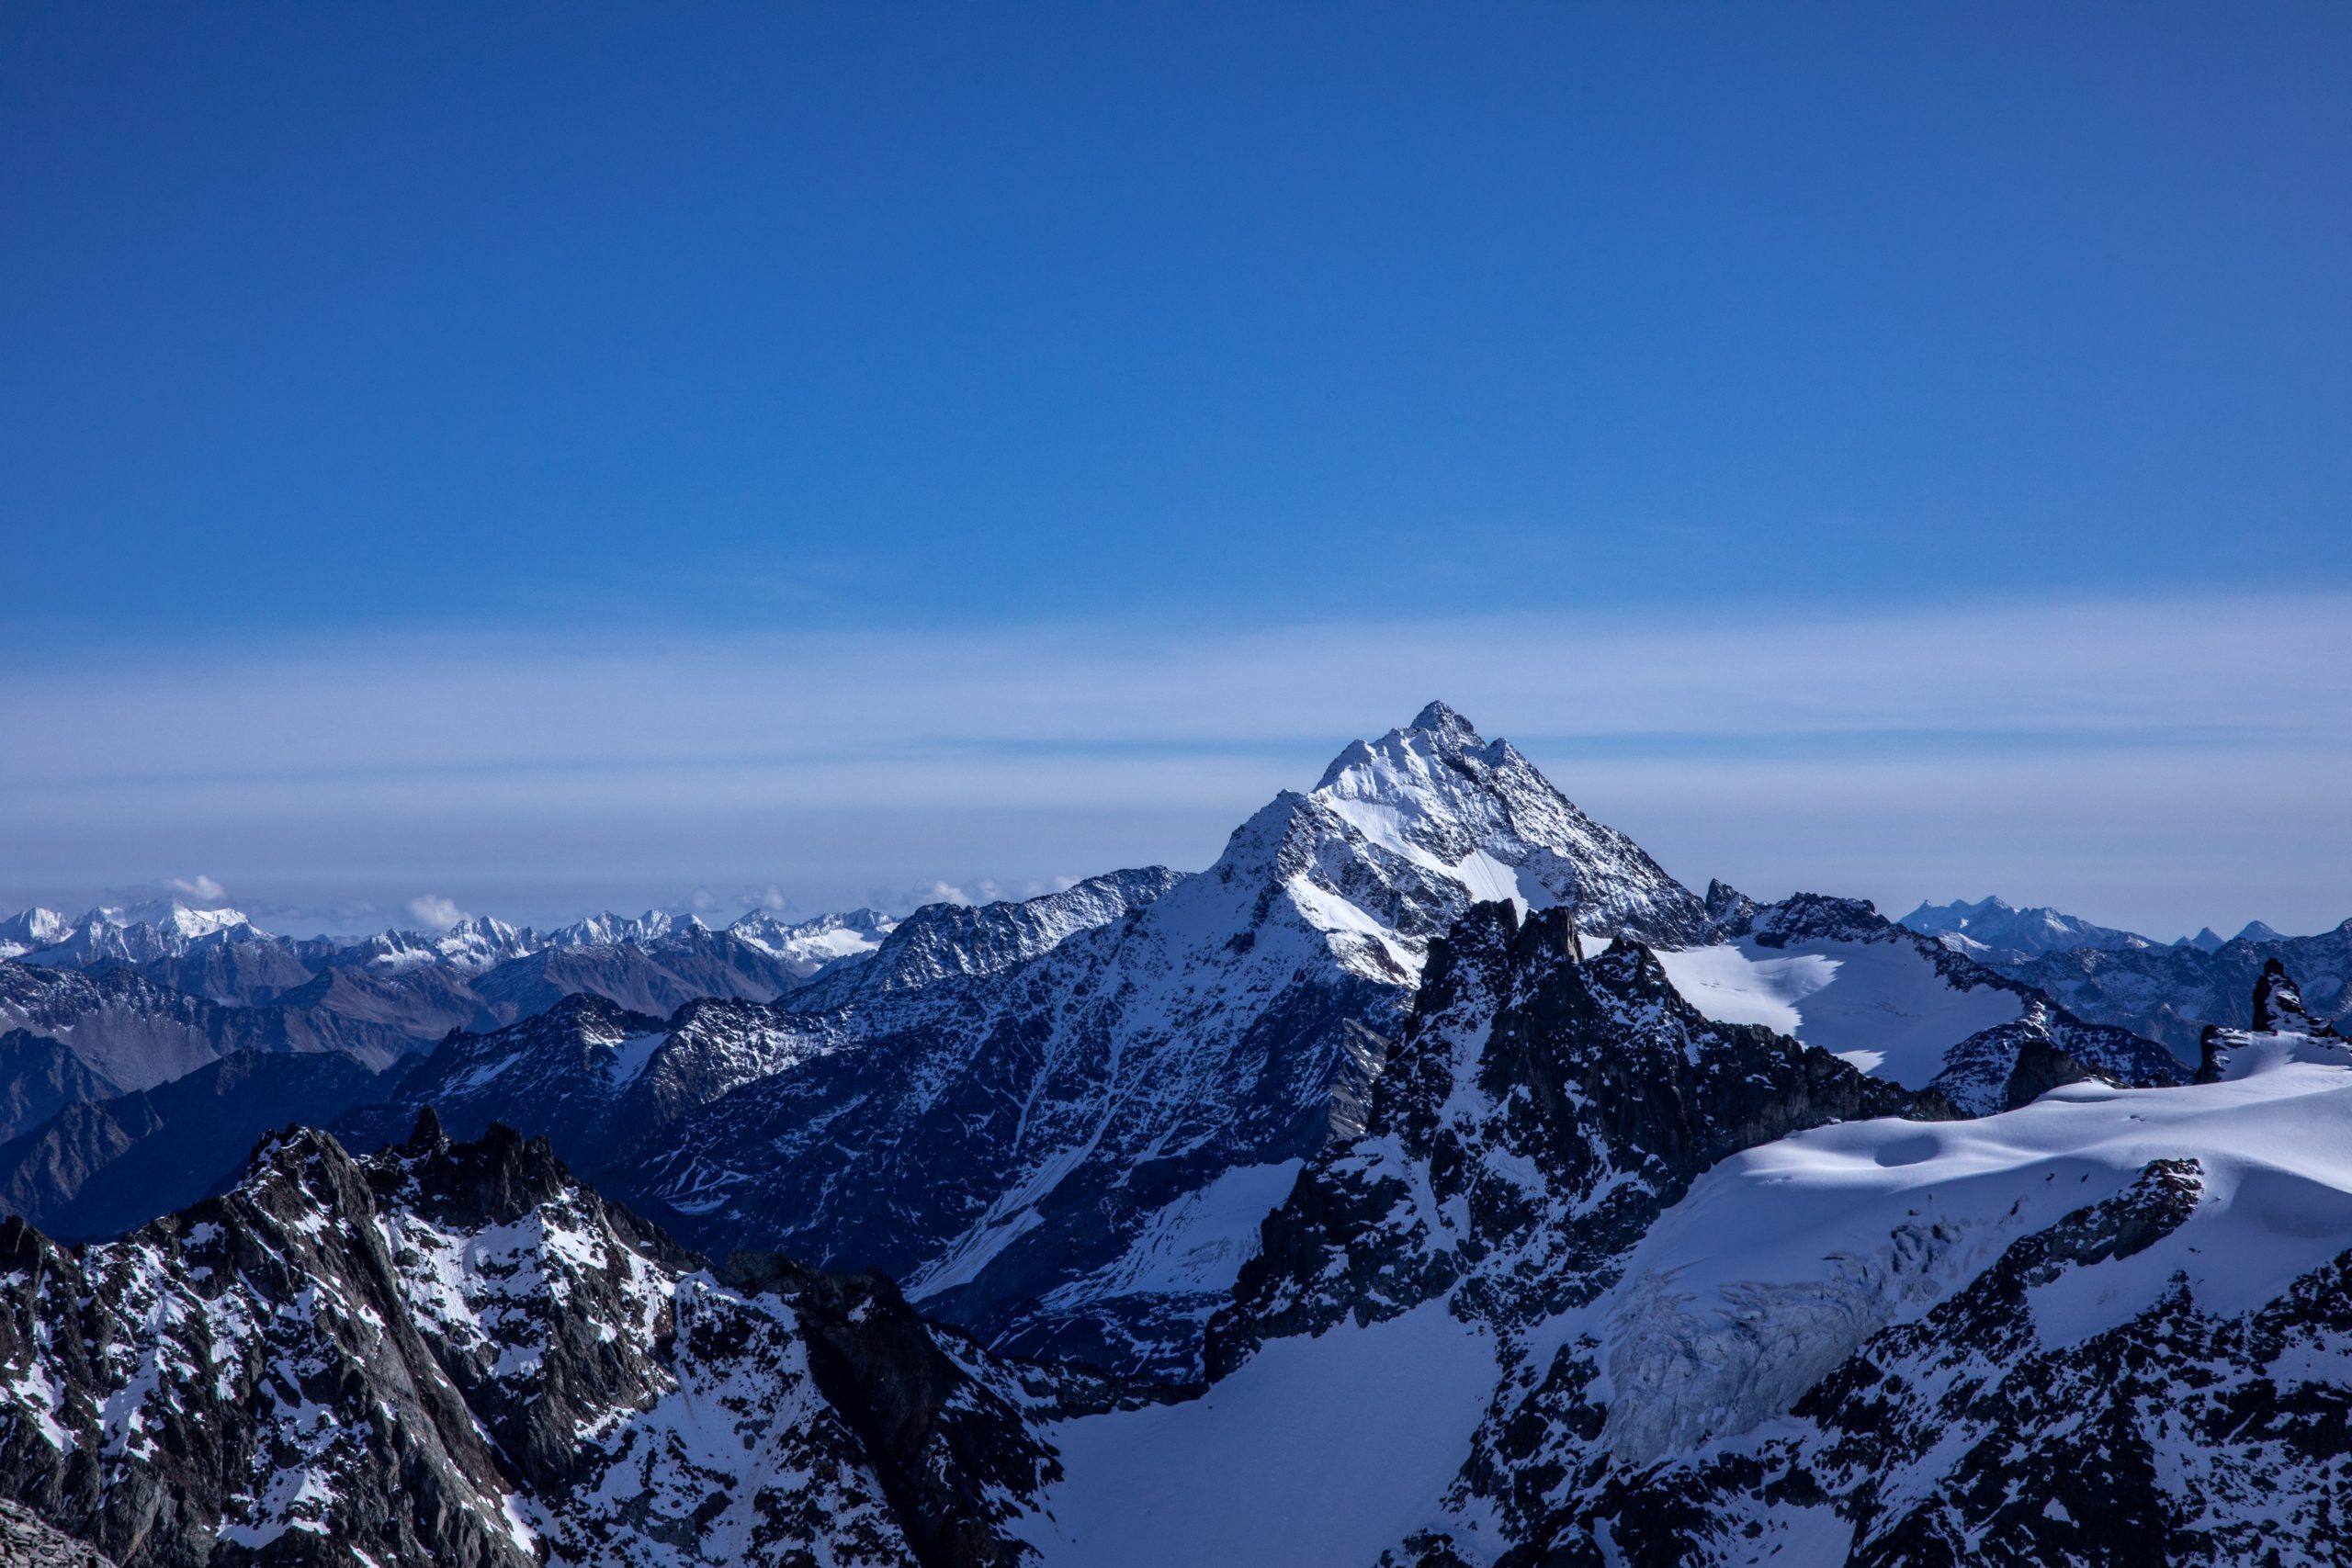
[1020,1301,1496,1568]
[725,908,896,976]
[1654,936,2021,1087]
[1039,1159,1304,1309]
[1592,1024,2352,1461]
[1900,895,2158,956]
[12,897,267,967]
[0,908,74,961]
[603,1032,668,1088]
[1305,703,1700,965]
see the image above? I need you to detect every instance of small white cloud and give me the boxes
[919,880,971,907]
[167,874,226,902]
[758,884,790,912]
[688,888,718,912]
[407,894,468,931]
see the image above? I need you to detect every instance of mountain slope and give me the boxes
[0,1116,1060,1568]
[0,1030,116,1149]
[572,705,1710,1381]
[725,907,898,976]
[0,964,425,1109]
[1900,895,2158,958]
[347,870,1193,1170]
[792,868,1184,1007]
[1020,919,2352,1566]
[1562,961,2352,1566]
[0,905,899,1151]
[1656,891,2187,1113]
[0,910,72,963]
[1017,899,1939,1562]
[1991,918,2352,1056]
[0,1049,398,1239]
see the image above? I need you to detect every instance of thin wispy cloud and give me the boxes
[3,592,2346,937]
[406,895,469,931]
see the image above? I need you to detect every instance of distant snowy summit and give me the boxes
[0,897,265,964]
[0,895,901,987]
[1900,894,2159,958]
[1905,894,2310,960]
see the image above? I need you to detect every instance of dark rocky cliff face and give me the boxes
[1198,919,2352,1566]
[1551,1153,2352,1567]
[0,1114,1059,1568]
[1990,919,2352,1057]
[1210,902,1945,1377]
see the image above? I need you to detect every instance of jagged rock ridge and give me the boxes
[1011,943,2352,1566]
[396,705,1718,1382]
[0,1115,1060,1568]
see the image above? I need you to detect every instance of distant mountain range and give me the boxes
[1894,897,2352,1056]
[0,897,898,1138]
[1,701,2346,1566]
[1901,893,2315,961]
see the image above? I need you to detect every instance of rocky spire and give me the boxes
[2252,957,2332,1035]
[1408,699,1485,750]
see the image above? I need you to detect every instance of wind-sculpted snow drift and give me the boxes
[1657,891,2188,1113]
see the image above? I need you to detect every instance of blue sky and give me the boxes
[4,4,2348,936]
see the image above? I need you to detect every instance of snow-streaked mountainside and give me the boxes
[6,898,898,1003]
[0,909,72,963]
[0,896,905,1165]
[792,868,1185,1007]
[3,930,2350,1561]
[370,705,1717,1382]
[1657,892,2186,1114]
[6,700,2352,1565]
[725,907,898,976]
[0,1116,1063,1568]
[1899,895,2158,958]
[5,898,267,968]
[1973,917,2352,1058]
[1020,911,2352,1566]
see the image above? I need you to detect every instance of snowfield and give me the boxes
[1593,1021,2352,1461]
[1020,1300,1497,1567]
[1656,934,2023,1086]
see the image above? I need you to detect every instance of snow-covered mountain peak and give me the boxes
[1902,895,2155,957]
[724,907,896,976]
[357,914,540,974]
[1281,703,1707,965]
[109,896,259,938]
[1408,696,1482,743]
[12,897,271,967]
[0,908,71,960]
[1313,700,1497,795]
[547,908,712,948]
